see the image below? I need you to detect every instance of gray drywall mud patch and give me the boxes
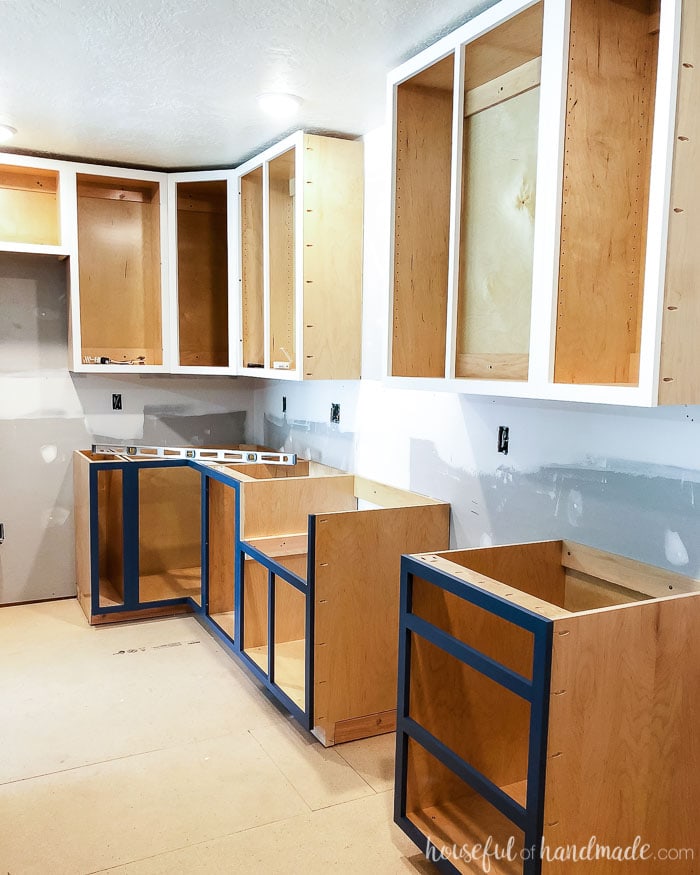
[263,413,355,471]
[408,438,700,577]
[91,410,247,447]
[0,417,91,604]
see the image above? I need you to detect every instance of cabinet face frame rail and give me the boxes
[395,554,553,875]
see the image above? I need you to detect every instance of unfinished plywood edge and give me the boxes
[353,476,446,508]
[658,0,700,404]
[414,554,572,620]
[561,541,700,599]
[243,533,308,557]
[332,710,397,746]
[465,56,541,117]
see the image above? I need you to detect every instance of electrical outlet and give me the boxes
[282,395,287,414]
[330,403,340,424]
[497,426,509,455]
[112,394,122,411]
[0,522,4,544]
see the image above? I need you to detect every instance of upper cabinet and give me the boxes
[0,155,70,255]
[168,171,234,373]
[72,169,168,371]
[389,0,698,406]
[235,131,364,380]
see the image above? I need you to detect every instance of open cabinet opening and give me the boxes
[77,174,163,366]
[138,465,201,603]
[268,148,296,372]
[555,0,660,386]
[0,165,60,246]
[240,166,264,368]
[392,53,454,378]
[207,478,235,639]
[176,179,228,368]
[455,2,543,381]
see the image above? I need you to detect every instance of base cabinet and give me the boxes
[74,450,450,745]
[395,541,700,873]
[74,450,202,624]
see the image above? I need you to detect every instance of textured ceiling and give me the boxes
[0,0,495,169]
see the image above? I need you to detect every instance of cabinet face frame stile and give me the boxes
[386,0,684,406]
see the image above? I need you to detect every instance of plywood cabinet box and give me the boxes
[389,0,700,406]
[167,171,236,373]
[395,541,700,873]
[74,450,450,745]
[236,131,364,380]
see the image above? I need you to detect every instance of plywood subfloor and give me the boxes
[0,599,425,874]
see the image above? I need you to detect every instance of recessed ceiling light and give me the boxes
[257,93,303,118]
[0,123,17,143]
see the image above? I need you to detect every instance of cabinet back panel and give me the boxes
[0,166,60,246]
[412,574,535,679]
[268,149,296,371]
[138,466,200,576]
[176,180,228,367]
[464,1,543,91]
[240,167,265,368]
[444,541,566,607]
[240,475,356,539]
[456,88,539,379]
[77,175,162,364]
[555,0,659,385]
[208,478,236,616]
[97,468,124,605]
[410,633,531,796]
[392,54,453,377]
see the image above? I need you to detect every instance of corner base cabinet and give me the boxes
[395,541,700,873]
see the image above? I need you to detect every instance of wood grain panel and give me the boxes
[0,164,60,245]
[176,180,228,367]
[208,478,236,616]
[393,54,454,377]
[440,541,567,607]
[239,475,356,540]
[302,134,363,379]
[464,2,543,91]
[240,167,265,367]
[138,466,200,578]
[555,0,658,385]
[544,595,700,872]
[313,503,449,744]
[77,174,163,365]
[456,86,539,376]
[659,0,700,404]
[268,148,296,371]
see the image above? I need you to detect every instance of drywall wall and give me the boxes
[250,126,700,578]
[0,253,253,605]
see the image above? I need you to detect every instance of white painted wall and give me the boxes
[0,253,254,604]
[251,126,700,577]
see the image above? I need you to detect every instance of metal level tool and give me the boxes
[91,444,297,465]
